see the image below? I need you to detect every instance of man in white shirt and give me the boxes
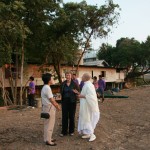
[41,73,60,146]
[73,73,100,142]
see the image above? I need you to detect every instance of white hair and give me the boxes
[83,73,91,81]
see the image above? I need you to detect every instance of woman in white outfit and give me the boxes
[41,73,60,146]
[73,73,100,142]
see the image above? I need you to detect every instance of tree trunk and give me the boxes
[14,51,18,105]
[51,53,62,84]
[53,63,62,84]
[20,39,24,106]
[1,67,5,100]
[9,65,15,102]
[76,30,93,73]
[22,79,29,96]
[0,66,7,105]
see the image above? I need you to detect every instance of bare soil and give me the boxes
[0,86,150,150]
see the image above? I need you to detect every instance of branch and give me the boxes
[76,29,94,73]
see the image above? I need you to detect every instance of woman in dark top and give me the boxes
[60,71,79,136]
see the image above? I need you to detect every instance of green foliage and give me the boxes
[0,1,30,66]
[97,43,115,66]
[97,37,150,78]
[63,0,120,48]
[0,0,120,83]
[141,36,150,67]
[23,0,61,63]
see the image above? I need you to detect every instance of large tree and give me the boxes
[1,0,120,87]
[22,0,78,83]
[0,1,30,105]
[23,0,61,62]
[25,0,120,83]
[63,0,120,72]
[97,37,150,79]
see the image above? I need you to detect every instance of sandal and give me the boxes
[51,139,56,142]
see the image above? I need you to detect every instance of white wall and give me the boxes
[0,65,125,87]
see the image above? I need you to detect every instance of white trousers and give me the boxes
[43,104,56,143]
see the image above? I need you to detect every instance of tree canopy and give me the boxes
[97,37,150,79]
[0,0,120,83]
[0,1,30,66]
[23,0,120,82]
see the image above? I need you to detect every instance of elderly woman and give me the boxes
[73,73,100,142]
[41,73,60,146]
[60,71,80,136]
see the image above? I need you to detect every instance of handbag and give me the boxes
[40,112,50,119]
[41,104,52,119]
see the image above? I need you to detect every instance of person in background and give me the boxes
[28,76,35,108]
[72,73,79,85]
[97,75,106,103]
[73,73,100,142]
[60,71,80,137]
[79,80,84,91]
[41,73,60,146]
[92,76,98,90]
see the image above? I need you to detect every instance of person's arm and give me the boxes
[77,94,85,98]
[60,82,65,95]
[49,98,60,111]
[74,81,80,92]
[72,89,85,98]
[46,87,60,111]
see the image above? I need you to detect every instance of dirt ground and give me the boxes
[0,86,150,150]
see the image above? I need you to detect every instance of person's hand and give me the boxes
[56,104,61,111]
[77,94,85,98]
[72,89,80,94]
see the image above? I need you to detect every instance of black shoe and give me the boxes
[51,139,56,142]
[45,141,57,146]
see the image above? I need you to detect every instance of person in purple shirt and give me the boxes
[28,76,35,108]
[72,74,79,86]
[79,81,84,91]
[97,75,106,103]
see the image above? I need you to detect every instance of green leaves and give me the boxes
[0,1,30,66]
[0,0,120,82]
[97,37,150,78]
